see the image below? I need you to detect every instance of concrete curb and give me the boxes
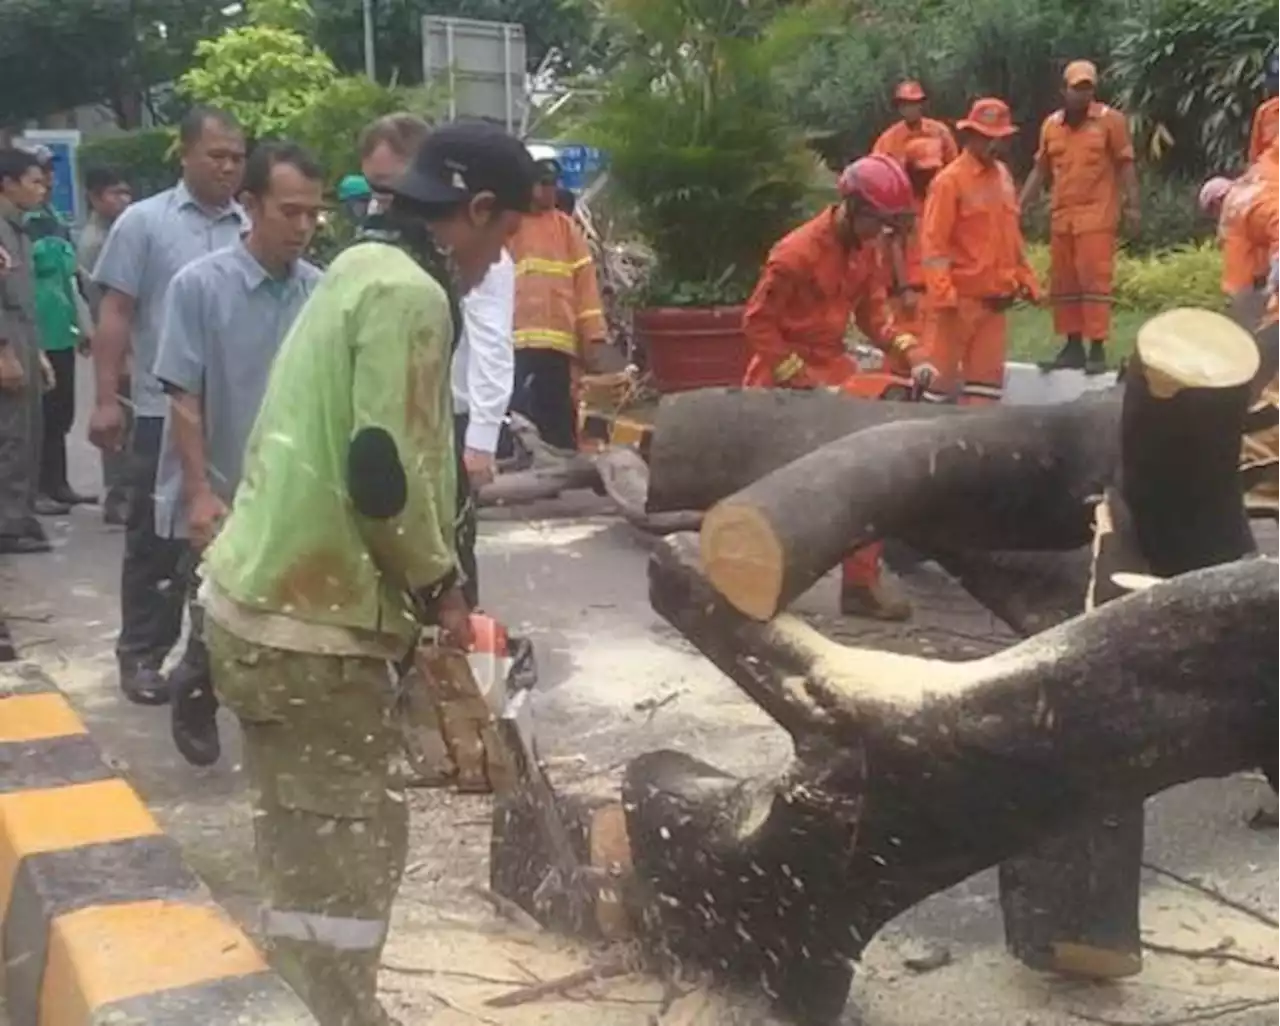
[0,663,316,1026]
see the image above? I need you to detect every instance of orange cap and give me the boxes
[903,136,945,170]
[894,80,927,103]
[1064,60,1098,88]
[957,97,1018,138]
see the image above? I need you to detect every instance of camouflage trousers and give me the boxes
[206,620,408,1026]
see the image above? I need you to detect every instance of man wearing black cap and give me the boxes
[200,121,536,1026]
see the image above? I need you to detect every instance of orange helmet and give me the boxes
[837,155,914,217]
[904,137,945,171]
[894,80,927,103]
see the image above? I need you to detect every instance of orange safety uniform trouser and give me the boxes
[1050,230,1116,341]
[744,356,885,591]
[922,297,1007,405]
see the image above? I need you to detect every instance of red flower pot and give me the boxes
[636,305,747,393]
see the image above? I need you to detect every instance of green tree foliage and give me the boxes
[179,0,338,139]
[778,0,1124,174]
[310,0,603,82]
[1111,0,1274,176]
[78,127,177,198]
[0,0,232,126]
[288,76,441,187]
[581,0,822,304]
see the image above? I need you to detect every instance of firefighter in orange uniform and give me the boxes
[1247,50,1278,164]
[1200,142,1280,323]
[888,136,946,341]
[509,144,607,451]
[1020,60,1139,376]
[920,97,1040,404]
[743,155,937,620]
[873,80,959,166]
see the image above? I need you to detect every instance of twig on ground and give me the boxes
[634,689,684,723]
[1142,939,1278,970]
[1069,997,1277,1026]
[465,883,544,933]
[484,957,632,1008]
[5,611,51,623]
[380,960,528,987]
[1142,860,1280,928]
[421,986,502,1025]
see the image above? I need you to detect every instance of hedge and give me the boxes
[78,128,176,200]
[1024,239,1226,311]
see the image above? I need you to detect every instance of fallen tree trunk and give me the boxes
[645,388,969,514]
[999,307,1262,979]
[697,400,1119,620]
[476,455,601,508]
[631,534,1276,1023]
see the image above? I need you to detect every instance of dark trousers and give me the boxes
[39,348,75,495]
[102,376,134,507]
[453,413,479,609]
[511,347,577,450]
[117,416,186,672]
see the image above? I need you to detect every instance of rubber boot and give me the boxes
[1085,340,1108,376]
[170,638,220,766]
[1039,335,1086,372]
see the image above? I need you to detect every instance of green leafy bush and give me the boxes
[78,129,177,199]
[1025,240,1225,310]
[580,0,820,306]
[779,0,1124,174]
[1111,0,1274,176]
[1023,167,1212,252]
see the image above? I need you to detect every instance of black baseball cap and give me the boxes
[389,121,537,214]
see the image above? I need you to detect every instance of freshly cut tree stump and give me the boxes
[698,399,1119,621]
[632,534,1276,1023]
[999,308,1262,981]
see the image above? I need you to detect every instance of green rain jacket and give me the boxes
[202,241,458,651]
[27,210,81,353]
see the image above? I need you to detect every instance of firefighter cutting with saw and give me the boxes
[742,154,937,621]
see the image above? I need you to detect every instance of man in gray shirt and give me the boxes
[90,106,247,705]
[77,165,133,525]
[154,142,323,766]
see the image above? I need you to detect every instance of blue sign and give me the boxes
[553,144,606,194]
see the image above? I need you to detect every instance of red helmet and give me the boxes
[837,155,914,218]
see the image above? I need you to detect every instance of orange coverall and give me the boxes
[1220,143,1280,295]
[919,150,1039,404]
[1248,96,1279,165]
[1034,103,1135,343]
[872,118,959,166]
[743,206,911,589]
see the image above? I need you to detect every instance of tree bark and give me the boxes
[998,307,1262,980]
[697,398,1120,620]
[645,388,967,514]
[631,534,1276,1023]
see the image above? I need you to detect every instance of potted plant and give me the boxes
[582,0,818,392]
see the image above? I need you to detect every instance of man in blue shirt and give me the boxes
[90,106,248,705]
[154,141,324,765]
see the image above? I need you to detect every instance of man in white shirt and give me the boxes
[359,112,515,605]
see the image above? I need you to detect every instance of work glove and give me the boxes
[908,359,938,401]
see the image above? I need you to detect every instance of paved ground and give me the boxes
[1,362,1275,1025]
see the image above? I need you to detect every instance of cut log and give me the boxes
[595,448,703,535]
[645,388,967,514]
[999,308,1262,980]
[476,454,601,508]
[697,398,1120,620]
[631,533,1276,1023]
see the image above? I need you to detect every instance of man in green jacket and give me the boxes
[202,122,536,1026]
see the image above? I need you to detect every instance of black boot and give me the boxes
[102,489,130,526]
[170,641,220,766]
[1085,341,1108,376]
[1039,335,1086,372]
[119,658,171,706]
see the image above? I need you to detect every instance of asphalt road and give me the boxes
[1,360,1274,1025]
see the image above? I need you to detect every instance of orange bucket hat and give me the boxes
[957,97,1017,138]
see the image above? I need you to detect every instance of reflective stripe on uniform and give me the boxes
[575,307,604,322]
[962,381,1004,400]
[514,327,578,352]
[515,257,578,277]
[774,353,805,382]
[261,908,387,951]
[921,256,951,269]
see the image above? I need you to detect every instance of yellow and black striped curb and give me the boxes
[579,411,653,458]
[0,663,315,1026]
